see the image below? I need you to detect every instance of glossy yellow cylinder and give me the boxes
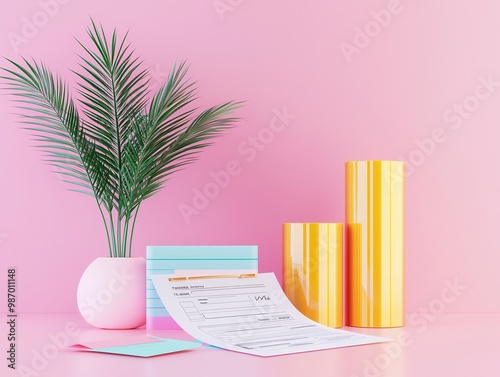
[283,223,343,328]
[345,161,405,327]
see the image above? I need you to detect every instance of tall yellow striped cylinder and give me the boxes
[283,223,343,328]
[345,161,405,328]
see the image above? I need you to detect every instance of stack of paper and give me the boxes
[146,245,258,329]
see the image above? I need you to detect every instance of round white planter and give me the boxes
[77,257,146,329]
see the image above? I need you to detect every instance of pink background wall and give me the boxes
[1,0,499,314]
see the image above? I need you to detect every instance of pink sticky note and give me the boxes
[69,334,161,350]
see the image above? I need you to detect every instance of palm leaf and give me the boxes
[75,19,150,210]
[0,58,108,202]
[2,20,242,257]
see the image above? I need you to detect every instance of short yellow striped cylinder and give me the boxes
[283,223,343,328]
[345,161,405,328]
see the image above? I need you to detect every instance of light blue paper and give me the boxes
[88,339,202,357]
[146,245,258,329]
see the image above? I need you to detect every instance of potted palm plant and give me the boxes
[2,21,241,328]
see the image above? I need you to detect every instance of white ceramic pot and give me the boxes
[77,257,146,329]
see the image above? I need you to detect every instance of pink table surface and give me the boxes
[3,313,499,377]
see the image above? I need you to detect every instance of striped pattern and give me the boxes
[146,245,258,329]
[345,161,405,328]
[283,223,343,328]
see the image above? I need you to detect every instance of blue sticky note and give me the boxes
[89,339,202,357]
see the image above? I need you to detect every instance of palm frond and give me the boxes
[2,20,242,257]
[125,100,242,214]
[75,19,150,210]
[1,58,108,202]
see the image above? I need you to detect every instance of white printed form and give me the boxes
[151,273,390,357]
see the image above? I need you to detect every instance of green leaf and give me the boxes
[1,20,243,257]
